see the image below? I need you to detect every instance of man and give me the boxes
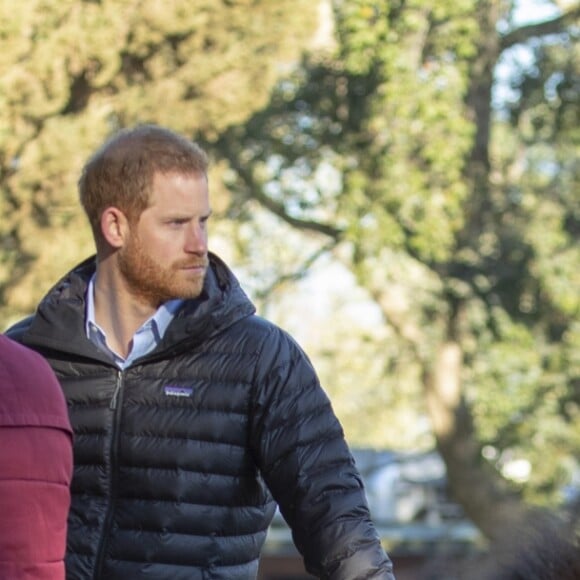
[0,334,73,580]
[6,125,396,579]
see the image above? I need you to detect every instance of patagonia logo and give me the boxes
[163,385,193,398]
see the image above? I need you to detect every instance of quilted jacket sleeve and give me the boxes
[250,325,396,579]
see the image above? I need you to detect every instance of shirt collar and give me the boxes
[85,274,182,366]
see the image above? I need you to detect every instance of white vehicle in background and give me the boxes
[269,448,479,541]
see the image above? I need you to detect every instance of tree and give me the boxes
[1,0,578,545]
[0,0,320,323]
[211,0,580,540]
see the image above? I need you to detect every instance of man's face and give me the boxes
[118,171,211,307]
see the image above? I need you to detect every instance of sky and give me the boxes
[494,0,565,108]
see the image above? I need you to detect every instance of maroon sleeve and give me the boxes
[0,334,72,432]
[0,335,73,580]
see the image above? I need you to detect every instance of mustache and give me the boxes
[174,258,209,269]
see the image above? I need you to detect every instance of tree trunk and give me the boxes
[419,1,535,541]
[424,335,535,540]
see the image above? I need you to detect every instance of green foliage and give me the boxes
[0,0,319,323]
[338,0,478,266]
[211,0,580,517]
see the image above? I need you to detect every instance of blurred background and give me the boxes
[1,0,578,578]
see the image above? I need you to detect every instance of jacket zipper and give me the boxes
[93,370,124,580]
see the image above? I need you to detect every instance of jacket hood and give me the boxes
[9,252,256,361]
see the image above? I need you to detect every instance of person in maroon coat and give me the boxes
[0,334,73,580]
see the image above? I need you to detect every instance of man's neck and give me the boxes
[92,266,156,359]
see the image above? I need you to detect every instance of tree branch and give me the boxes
[249,186,344,239]
[218,134,345,240]
[500,7,580,51]
[253,240,339,300]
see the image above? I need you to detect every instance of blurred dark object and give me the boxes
[462,520,580,580]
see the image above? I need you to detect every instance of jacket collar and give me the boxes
[15,252,256,361]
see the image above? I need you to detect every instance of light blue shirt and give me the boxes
[85,274,182,369]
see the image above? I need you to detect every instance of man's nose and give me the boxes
[184,224,207,254]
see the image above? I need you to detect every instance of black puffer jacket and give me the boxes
[7,254,395,580]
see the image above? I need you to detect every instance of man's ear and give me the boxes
[100,207,129,249]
